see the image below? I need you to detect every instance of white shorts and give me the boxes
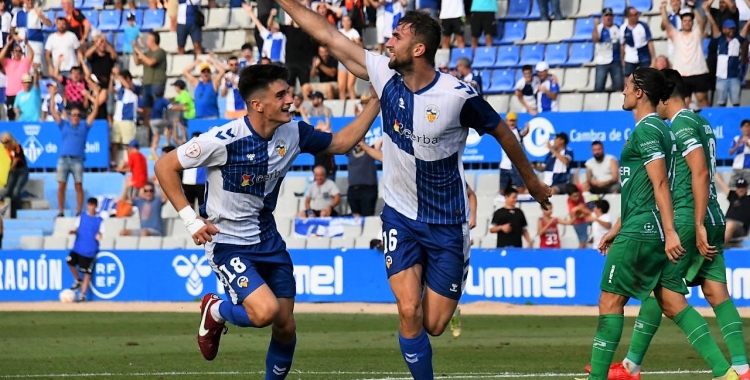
[28,41,44,66]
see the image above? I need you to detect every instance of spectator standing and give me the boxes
[81,64,109,121]
[120,12,140,68]
[514,64,540,116]
[175,0,202,55]
[567,184,591,249]
[537,0,563,20]
[353,92,372,116]
[663,0,684,61]
[499,111,528,194]
[220,55,246,119]
[337,15,362,99]
[148,94,171,159]
[593,8,623,92]
[170,79,193,144]
[537,204,573,248]
[66,197,103,302]
[44,18,80,77]
[182,59,223,119]
[238,43,255,68]
[52,64,88,111]
[439,0,465,49]
[490,187,532,248]
[587,199,612,248]
[109,67,138,166]
[469,0,497,50]
[620,6,656,76]
[542,132,573,194]
[245,5,286,64]
[49,83,98,217]
[454,57,482,95]
[302,90,333,119]
[535,62,559,113]
[715,175,750,245]
[730,119,750,186]
[299,165,341,217]
[117,139,148,194]
[85,34,117,92]
[61,0,91,45]
[705,8,749,107]
[250,0,274,56]
[41,81,65,121]
[304,46,338,99]
[663,3,710,108]
[182,132,206,209]
[0,132,28,218]
[0,38,33,120]
[374,0,405,53]
[11,0,53,68]
[279,20,317,91]
[133,32,168,131]
[13,73,40,121]
[584,140,620,194]
[119,180,165,236]
[348,139,380,217]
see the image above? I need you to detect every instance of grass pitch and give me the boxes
[0,311,745,379]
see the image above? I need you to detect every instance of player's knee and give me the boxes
[423,320,447,337]
[702,281,730,307]
[244,302,279,328]
[398,303,423,326]
[271,319,296,341]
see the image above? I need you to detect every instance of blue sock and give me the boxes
[398,330,434,380]
[265,335,296,380]
[218,301,254,327]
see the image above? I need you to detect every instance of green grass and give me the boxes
[0,311,746,379]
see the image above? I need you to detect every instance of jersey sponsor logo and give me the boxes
[173,253,213,296]
[240,170,282,187]
[523,117,556,157]
[90,251,125,299]
[275,140,287,157]
[392,119,441,146]
[185,142,201,158]
[425,104,439,123]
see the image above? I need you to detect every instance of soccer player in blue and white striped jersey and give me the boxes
[155,64,381,379]
[275,2,552,378]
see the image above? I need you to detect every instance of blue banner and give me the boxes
[3,248,750,305]
[294,217,365,238]
[1,121,109,169]
[188,107,749,165]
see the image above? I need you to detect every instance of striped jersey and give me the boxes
[716,35,745,79]
[620,21,652,64]
[114,85,137,122]
[732,135,750,169]
[11,6,45,43]
[366,53,501,225]
[669,109,725,226]
[260,29,286,63]
[176,116,332,245]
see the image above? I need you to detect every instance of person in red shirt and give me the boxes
[116,139,147,196]
[566,184,592,249]
[537,203,573,248]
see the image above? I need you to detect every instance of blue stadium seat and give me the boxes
[114,33,126,53]
[478,22,504,45]
[499,21,526,44]
[82,9,99,28]
[614,16,623,26]
[518,44,544,66]
[44,11,57,31]
[74,0,84,9]
[449,47,472,68]
[480,70,492,94]
[86,0,105,8]
[488,69,516,94]
[545,43,569,66]
[141,9,165,30]
[105,32,115,46]
[515,69,524,83]
[603,0,626,16]
[567,42,594,65]
[628,0,652,13]
[472,47,497,69]
[99,10,122,32]
[703,38,710,57]
[120,10,143,29]
[565,18,594,42]
[494,45,520,68]
[505,0,531,19]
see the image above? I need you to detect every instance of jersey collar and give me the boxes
[635,112,658,125]
[670,108,690,123]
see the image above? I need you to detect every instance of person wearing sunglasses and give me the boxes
[0,36,34,121]
[0,132,28,219]
[118,179,166,237]
[49,81,99,217]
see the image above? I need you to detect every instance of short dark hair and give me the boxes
[238,64,290,103]
[741,119,750,127]
[592,140,603,147]
[87,197,98,206]
[241,43,253,51]
[228,56,238,61]
[192,131,202,138]
[120,69,133,80]
[505,187,519,196]
[143,181,155,190]
[566,183,580,195]
[556,132,569,145]
[396,11,442,66]
[631,67,674,107]
[595,199,610,214]
[161,145,176,154]
[149,31,160,45]
[259,57,272,64]
[522,64,533,72]
[660,68,686,99]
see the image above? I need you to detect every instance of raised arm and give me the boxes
[182,60,200,87]
[275,0,368,80]
[358,138,383,161]
[49,85,62,124]
[243,4,269,34]
[592,18,601,42]
[715,172,730,196]
[703,1,721,38]
[323,91,380,154]
[84,89,99,126]
[660,1,675,38]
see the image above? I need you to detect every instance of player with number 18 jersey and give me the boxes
[600,113,687,301]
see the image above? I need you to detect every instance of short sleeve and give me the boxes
[259,28,270,39]
[459,96,501,135]
[44,35,52,51]
[565,148,573,161]
[491,210,504,226]
[619,25,626,44]
[585,158,593,170]
[514,78,525,91]
[635,125,666,165]
[71,34,81,49]
[73,217,80,228]
[298,121,333,155]
[520,211,528,229]
[365,51,396,97]
[672,119,702,157]
[328,180,340,196]
[176,126,229,169]
[549,81,560,93]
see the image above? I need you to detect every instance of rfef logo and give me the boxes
[90,252,125,299]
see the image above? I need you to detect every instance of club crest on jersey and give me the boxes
[275,140,287,157]
[237,276,249,288]
[385,255,392,269]
[425,105,439,123]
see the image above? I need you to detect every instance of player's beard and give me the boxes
[388,53,414,74]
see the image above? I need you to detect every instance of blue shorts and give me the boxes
[56,156,84,183]
[141,84,165,108]
[177,23,202,47]
[206,235,295,304]
[573,223,590,243]
[381,204,470,300]
[500,167,523,190]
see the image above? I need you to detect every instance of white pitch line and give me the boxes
[0,369,713,379]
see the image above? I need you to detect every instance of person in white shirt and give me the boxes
[584,140,620,194]
[337,15,362,100]
[587,199,613,249]
[499,111,529,194]
[374,0,406,54]
[592,7,623,92]
[298,165,341,217]
[662,0,684,61]
[535,61,559,113]
[620,7,656,76]
[44,17,80,76]
[11,0,53,66]
[662,1,710,108]
[514,64,540,115]
[439,0,465,49]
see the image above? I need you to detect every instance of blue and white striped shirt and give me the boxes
[620,21,652,64]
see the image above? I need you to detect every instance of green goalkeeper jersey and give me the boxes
[670,109,725,226]
[619,113,676,241]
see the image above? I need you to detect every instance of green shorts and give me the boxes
[599,235,688,301]
[677,224,727,286]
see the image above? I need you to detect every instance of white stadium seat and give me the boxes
[229,8,254,29]
[522,21,550,44]
[99,237,115,250]
[575,0,603,17]
[286,237,306,249]
[53,217,76,237]
[161,237,186,249]
[486,94,510,113]
[547,20,575,42]
[647,16,667,40]
[608,92,624,110]
[220,30,247,53]
[583,93,609,111]
[138,236,163,250]
[562,67,589,92]
[21,236,44,250]
[202,31,224,52]
[330,237,355,249]
[115,236,140,250]
[205,8,230,30]
[44,236,68,250]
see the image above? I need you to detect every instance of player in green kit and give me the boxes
[591,69,750,380]
[578,68,738,380]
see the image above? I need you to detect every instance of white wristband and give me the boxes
[179,206,206,236]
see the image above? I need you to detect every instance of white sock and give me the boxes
[733,364,749,375]
[622,358,641,375]
[210,301,225,323]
